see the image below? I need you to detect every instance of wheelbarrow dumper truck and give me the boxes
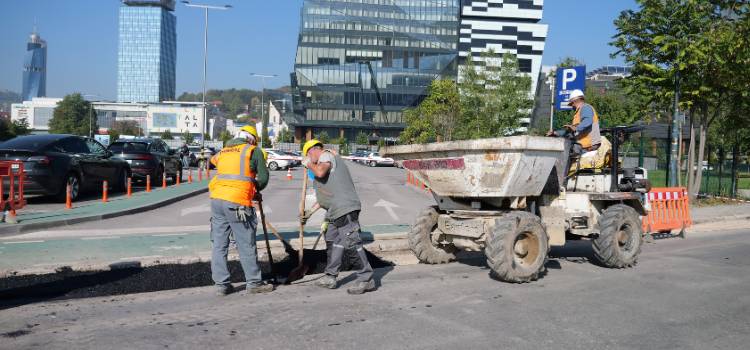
[380,126,651,283]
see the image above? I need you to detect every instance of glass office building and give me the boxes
[290,0,461,142]
[22,26,47,102]
[117,0,177,103]
[289,0,548,142]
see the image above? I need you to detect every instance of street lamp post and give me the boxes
[250,73,276,147]
[181,1,232,168]
[83,94,99,138]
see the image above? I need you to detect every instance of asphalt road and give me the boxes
[34,162,434,235]
[1,227,749,349]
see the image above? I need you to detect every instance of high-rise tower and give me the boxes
[117,0,177,103]
[23,21,47,102]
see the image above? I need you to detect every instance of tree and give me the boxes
[318,130,330,144]
[219,130,232,146]
[162,129,174,140]
[260,123,272,148]
[278,127,293,143]
[376,138,387,149]
[204,133,212,141]
[110,120,138,136]
[107,128,121,144]
[356,131,369,145]
[183,130,195,144]
[610,0,749,200]
[400,78,461,143]
[8,119,31,138]
[49,93,98,137]
[334,137,349,155]
[456,50,534,139]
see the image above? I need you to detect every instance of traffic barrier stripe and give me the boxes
[0,161,28,214]
[643,187,691,233]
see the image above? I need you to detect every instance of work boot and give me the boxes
[246,282,273,294]
[315,274,337,289]
[347,279,375,295]
[215,284,235,297]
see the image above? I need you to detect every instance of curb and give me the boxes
[0,186,209,238]
[0,232,409,278]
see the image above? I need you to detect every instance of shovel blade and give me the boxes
[284,265,309,285]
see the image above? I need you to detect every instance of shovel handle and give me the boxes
[264,220,286,242]
[299,175,308,265]
[258,202,278,284]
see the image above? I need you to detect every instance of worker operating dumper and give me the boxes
[208,126,272,296]
[300,140,375,294]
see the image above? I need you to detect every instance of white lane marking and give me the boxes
[152,233,189,237]
[374,199,401,221]
[4,241,45,244]
[120,256,163,260]
[263,205,272,213]
[81,237,121,240]
[151,246,186,252]
[181,204,211,216]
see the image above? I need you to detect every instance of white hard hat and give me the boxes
[567,89,584,105]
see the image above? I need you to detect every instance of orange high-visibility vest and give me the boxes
[572,103,601,149]
[209,144,258,207]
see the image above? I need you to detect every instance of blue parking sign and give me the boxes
[555,66,586,110]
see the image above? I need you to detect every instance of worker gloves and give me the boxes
[300,209,314,226]
[229,206,252,223]
[301,156,312,169]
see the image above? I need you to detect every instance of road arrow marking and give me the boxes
[181,204,211,216]
[374,199,400,221]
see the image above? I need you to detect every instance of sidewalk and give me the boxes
[689,203,750,225]
[0,179,210,236]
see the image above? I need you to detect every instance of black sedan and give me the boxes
[0,134,132,202]
[108,139,183,184]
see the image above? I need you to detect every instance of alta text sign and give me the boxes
[555,66,586,110]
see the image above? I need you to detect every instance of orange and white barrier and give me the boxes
[643,187,691,234]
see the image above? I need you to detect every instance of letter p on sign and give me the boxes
[562,69,576,90]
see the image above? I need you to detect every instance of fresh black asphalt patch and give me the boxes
[0,248,391,308]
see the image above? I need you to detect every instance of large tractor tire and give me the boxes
[485,212,549,283]
[593,204,643,268]
[408,206,458,264]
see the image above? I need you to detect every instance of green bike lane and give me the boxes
[0,223,409,271]
[0,179,210,235]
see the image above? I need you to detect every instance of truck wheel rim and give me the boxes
[514,232,539,266]
[618,223,636,251]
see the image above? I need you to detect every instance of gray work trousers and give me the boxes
[210,198,261,290]
[324,211,373,281]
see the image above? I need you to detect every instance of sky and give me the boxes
[0,0,636,102]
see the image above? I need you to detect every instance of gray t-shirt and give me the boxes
[317,151,336,174]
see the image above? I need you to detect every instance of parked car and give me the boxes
[350,151,366,162]
[283,151,301,166]
[358,152,372,164]
[364,152,395,167]
[108,139,182,184]
[0,134,131,202]
[265,149,295,171]
[187,146,216,168]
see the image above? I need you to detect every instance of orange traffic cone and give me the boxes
[286,168,292,180]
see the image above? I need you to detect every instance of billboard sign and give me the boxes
[153,113,178,128]
[555,66,586,110]
[95,135,111,146]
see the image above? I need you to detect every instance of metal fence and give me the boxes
[273,142,340,153]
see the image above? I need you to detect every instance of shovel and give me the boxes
[284,174,310,284]
[264,220,299,259]
[257,201,278,284]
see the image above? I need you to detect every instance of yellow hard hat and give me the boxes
[239,125,258,140]
[261,149,268,162]
[303,139,324,156]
